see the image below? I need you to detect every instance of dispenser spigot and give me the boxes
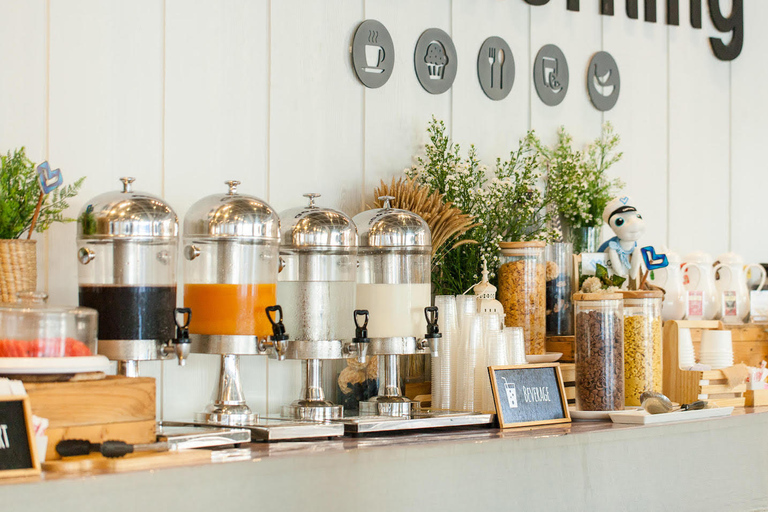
[262,305,289,360]
[422,306,441,357]
[347,309,371,364]
[163,307,192,366]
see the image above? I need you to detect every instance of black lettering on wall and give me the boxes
[524,0,551,5]
[601,0,614,15]
[667,0,679,25]
[626,1,657,22]
[690,0,702,28]
[708,0,743,61]
[567,0,580,11]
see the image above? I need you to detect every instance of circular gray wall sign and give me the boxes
[414,28,457,95]
[352,20,394,89]
[587,51,620,111]
[477,36,515,101]
[533,44,569,106]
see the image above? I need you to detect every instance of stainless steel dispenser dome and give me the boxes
[277,193,358,420]
[353,196,436,417]
[77,177,180,376]
[182,180,281,425]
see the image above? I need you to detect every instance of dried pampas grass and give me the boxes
[372,177,478,257]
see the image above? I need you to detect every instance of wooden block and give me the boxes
[708,397,746,407]
[559,363,575,383]
[25,376,155,428]
[699,383,747,394]
[404,381,431,400]
[564,387,575,400]
[43,419,156,461]
[547,336,574,362]
[43,449,211,474]
[745,389,768,406]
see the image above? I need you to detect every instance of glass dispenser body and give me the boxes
[356,248,431,339]
[183,239,278,338]
[76,177,179,365]
[278,249,356,343]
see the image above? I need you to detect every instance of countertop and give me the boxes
[3,407,768,512]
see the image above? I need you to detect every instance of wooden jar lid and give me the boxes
[572,292,623,301]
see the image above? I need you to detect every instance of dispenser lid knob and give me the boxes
[378,195,395,209]
[225,180,241,195]
[303,193,321,208]
[119,177,135,193]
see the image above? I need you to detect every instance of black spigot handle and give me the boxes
[56,439,99,457]
[424,306,442,339]
[265,305,289,341]
[352,309,370,344]
[174,307,191,344]
[100,440,135,458]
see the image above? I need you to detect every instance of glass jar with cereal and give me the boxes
[621,290,663,406]
[573,292,624,411]
[498,241,546,355]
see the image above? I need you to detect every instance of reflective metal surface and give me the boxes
[183,180,280,240]
[282,339,348,359]
[338,411,496,434]
[99,339,174,362]
[279,193,357,249]
[359,396,416,417]
[353,196,430,248]
[195,355,258,426]
[189,334,264,355]
[282,359,343,420]
[366,336,429,355]
[169,418,345,441]
[77,177,178,239]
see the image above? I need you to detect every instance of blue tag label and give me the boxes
[36,162,63,194]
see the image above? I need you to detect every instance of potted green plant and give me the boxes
[0,147,84,302]
[544,123,624,253]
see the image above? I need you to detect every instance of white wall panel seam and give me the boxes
[44,0,51,294]
[665,25,671,249]
[266,0,272,204]
[728,59,732,252]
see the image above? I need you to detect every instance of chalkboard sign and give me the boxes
[488,363,571,428]
[0,396,40,477]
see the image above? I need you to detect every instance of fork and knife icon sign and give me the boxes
[487,47,506,89]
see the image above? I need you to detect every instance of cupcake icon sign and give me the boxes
[425,41,448,80]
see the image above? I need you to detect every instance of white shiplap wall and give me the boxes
[0,0,763,419]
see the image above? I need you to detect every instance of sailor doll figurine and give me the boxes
[599,196,646,286]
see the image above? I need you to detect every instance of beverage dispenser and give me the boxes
[183,180,283,425]
[353,196,440,417]
[277,193,358,420]
[77,177,186,376]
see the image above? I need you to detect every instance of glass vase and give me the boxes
[568,226,602,254]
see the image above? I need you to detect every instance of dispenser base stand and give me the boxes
[282,401,343,421]
[196,354,259,427]
[359,396,419,417]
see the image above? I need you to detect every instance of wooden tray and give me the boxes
[43,449,211,474]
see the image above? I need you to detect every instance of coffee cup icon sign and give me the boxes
[365,45,385,73]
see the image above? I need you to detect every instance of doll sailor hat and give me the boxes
[603,196,636,224]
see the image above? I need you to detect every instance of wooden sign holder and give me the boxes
[0,395,41,478]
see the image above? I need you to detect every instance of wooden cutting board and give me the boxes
[43,449,212,474]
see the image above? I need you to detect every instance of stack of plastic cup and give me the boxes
[432,295,457,410]
[504,327,527,365]
[455,313,482,411]
[452,295,477,410]
[477,313,507,411]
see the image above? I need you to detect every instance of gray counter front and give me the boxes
[3,408,768,512]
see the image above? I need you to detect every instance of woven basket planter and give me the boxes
[0,239,37,303]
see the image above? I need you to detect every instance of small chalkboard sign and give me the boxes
[0,395,40,477]
[488,363,571,428]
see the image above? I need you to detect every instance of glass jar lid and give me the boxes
[279,193,357,249]
[620,290,663,300]
[183,180,279,240]
[353,196,431,249]
[573,292,623,302]
[78,177,178,239]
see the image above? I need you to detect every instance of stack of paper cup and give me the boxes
[698,329,734,369]
[677,328,696,369]
[432,295,457,410]
[476,313,505,412]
